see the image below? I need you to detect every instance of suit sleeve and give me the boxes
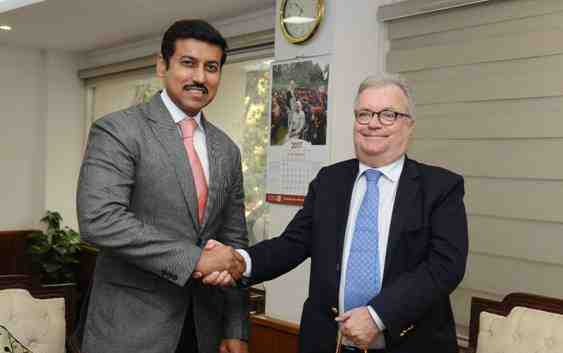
[77,116,202,287]
[246,169,319,284]
[215,148,250,341]
[370,175,468,343]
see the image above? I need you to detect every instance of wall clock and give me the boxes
[280,0,325,44]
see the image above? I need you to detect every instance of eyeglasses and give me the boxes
[354,109,412,126]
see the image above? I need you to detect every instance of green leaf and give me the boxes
[29,244,49,254]
[53,245,67,255]
[42,210,63,230]
[28,210,82,284]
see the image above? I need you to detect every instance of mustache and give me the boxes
[183,84,208,94]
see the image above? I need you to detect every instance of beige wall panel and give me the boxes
[469,215,563,266]
[386,0,563,343]
[404,54,563,86]
[415,111,563,139]
[388,0,563,40]
[415,96,563,119]
[87,66,155,86]
[388,30,563,73]
[413,71,563,104]
[463,177,563,223]
[462,252,563,298]
[410,139,563,180]
[450,287,502,337]
[392,10,563,50]
[415,109,563,140]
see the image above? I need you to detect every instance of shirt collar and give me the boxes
[160,89,203,128]
[358,155,405,183]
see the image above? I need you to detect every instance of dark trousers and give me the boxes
[175,305,198,353]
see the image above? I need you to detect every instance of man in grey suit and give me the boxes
[76,19,248,353]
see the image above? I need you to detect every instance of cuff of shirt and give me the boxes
[235,249,252,277]
[367,305,386,331]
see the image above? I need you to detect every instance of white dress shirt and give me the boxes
[339,156,404,349]
[238,156,405,349]
[160,89,210,183]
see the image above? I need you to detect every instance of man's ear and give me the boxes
[156,54,167,78]
[407,119,416,137]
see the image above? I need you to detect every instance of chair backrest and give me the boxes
[0,275,76,353]
[468,292,563,353]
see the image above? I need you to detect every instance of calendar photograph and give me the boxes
[269,58,329,146]
[266,56,330,205]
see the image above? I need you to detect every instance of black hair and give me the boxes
[161,19,228,68]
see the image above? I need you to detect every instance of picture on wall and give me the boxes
[266,56,330,205]
[270,58,329,146]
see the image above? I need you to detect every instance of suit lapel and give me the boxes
[145,94,200,231]
[200,115,223,230]
[383,157,420,280]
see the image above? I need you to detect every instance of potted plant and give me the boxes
[27,211,81,285]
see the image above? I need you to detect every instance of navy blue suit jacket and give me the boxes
[247,157,468,353]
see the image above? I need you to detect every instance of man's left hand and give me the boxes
[219,339,248,353]
[335,307,380,349]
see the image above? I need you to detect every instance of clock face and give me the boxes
[282,0,320,41]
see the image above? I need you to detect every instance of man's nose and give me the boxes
[192,66,205,83]
[367,115,383,128]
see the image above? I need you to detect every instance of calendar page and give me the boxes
[266,57,330,205]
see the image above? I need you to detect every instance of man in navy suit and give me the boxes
[204,74,468,353]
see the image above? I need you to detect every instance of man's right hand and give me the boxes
[193,240,246,285]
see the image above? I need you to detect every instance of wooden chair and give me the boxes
[467,292,563,353]
[0,274,78,353]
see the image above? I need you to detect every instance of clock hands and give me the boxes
[288,1,304,16]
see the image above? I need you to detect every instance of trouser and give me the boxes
[175,304,198,353]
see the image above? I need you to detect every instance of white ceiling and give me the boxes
[0,0,274,52]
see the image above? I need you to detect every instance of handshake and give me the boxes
[193,240,247,287]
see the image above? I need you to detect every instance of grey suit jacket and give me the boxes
[76,93,249,353]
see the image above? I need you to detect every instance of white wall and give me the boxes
[265,0,401,323]
[0,45,83,231]
[44,51,85,230]
[0,45,44,229]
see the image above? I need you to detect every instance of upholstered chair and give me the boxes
[468,292,563,353]
[0,275,76,353]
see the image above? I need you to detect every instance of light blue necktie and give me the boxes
[344,169,382,311]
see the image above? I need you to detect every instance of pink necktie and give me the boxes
[179,118,208,224]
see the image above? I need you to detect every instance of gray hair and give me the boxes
[354,73,416,119]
